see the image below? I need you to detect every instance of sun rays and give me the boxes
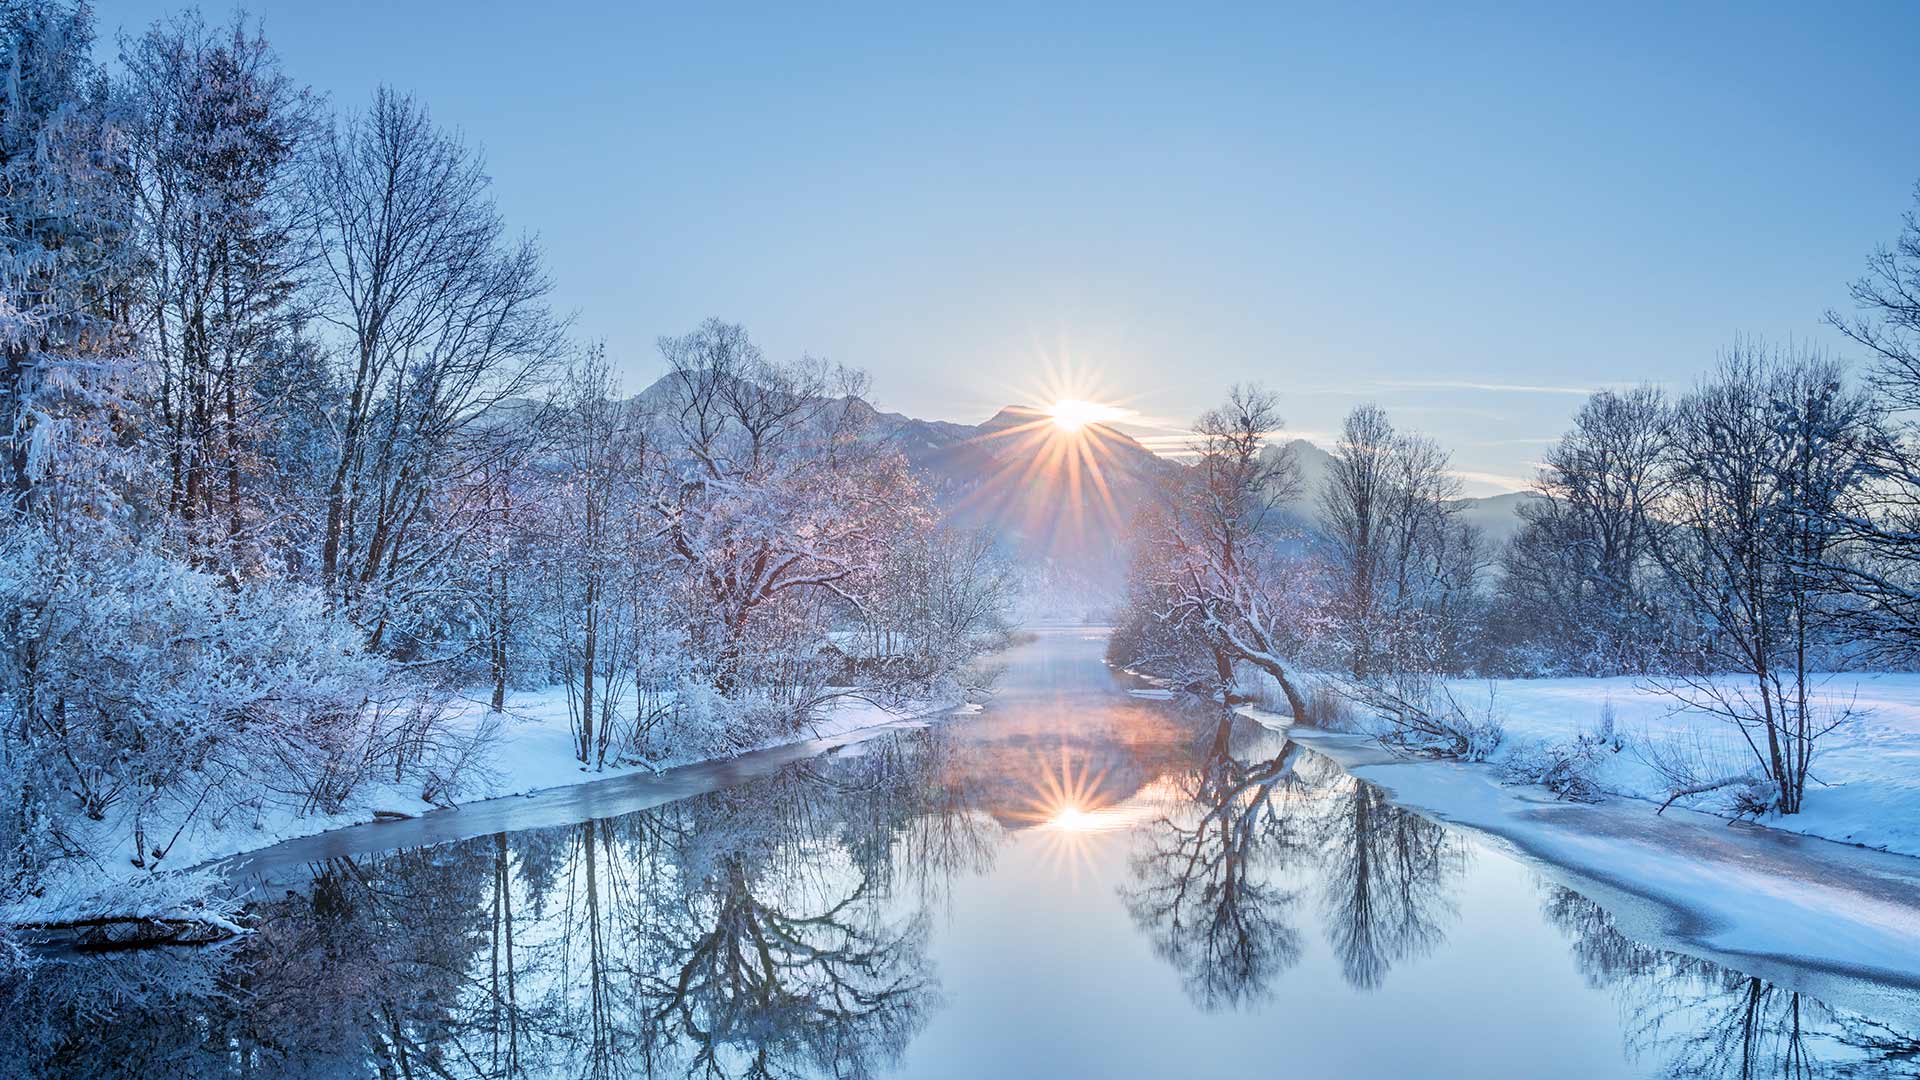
[1004,742,1158,889]
[949,351,1153,555]
[1009,744,1115,830]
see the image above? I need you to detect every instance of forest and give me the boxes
[0,3,1013,937]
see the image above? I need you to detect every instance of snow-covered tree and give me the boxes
[0,0,135,521]
[1503,385,1681,674]
[1114,385,1316,717]
[1651,344,1871,814]
[118,12,316,567]
[1318,404,1480,682]
[648,320,937,711]
[308,87,565,652]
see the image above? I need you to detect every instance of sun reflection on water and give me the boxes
[1006,744,1168,889]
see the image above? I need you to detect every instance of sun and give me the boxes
[1046,398,1125,433]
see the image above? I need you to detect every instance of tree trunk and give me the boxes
[1240,651,1309,724]
[579,579,598,765]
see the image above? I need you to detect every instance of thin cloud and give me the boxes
[1378,379,1604,396]
[1449,469,1535,494]
[1115,414,1197,433]
[1458,436,1560,448]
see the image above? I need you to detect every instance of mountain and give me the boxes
[1266,437,1534,547]
[869,404,1179,613]
[621,378,1534,608]
[1456,490,1540,548]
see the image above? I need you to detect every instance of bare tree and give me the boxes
[1320,405,1476,681]
[1652,344,1869,814]
[548,348,647,766]
[1134,385,1314,717]
[309,87,565,650]
[1819,180,1920,664]
[1505,385,1676,673]
[1320,404,1394,679]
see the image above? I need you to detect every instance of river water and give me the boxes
[8,629,1919,1078]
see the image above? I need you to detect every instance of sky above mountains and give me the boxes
[88,1,1920,495]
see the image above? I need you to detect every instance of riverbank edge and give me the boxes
[1237,704,1920,1025]
[4,694,970,934]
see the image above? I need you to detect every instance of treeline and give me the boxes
[1112,180,1920,816]
[0,3,1009,901]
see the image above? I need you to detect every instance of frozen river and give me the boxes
[9,629,1919,1078]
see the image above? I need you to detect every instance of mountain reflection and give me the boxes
[1541,885,1920,1079]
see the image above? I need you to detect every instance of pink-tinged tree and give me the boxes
[1133,385,1314,719]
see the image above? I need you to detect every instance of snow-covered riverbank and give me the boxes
[207,687,965,861]
[1453,674,1920,856]
[1237,704,1920,1013]
[1237,670,1920,857]
[9,689,962,925]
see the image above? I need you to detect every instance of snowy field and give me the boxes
[1243,671,1920,858]
[1466,674,1920,856]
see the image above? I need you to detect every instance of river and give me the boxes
[7,628,1918,1078]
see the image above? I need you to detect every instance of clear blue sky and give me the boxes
[90,1,1920,493]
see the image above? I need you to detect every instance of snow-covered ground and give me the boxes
[13,688,957,922]
[1236,669,1920,857]
[1452,673,1920,857]
[1236,705,1920,1017]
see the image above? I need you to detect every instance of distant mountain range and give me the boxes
[864,403,1178,609]
[1271,437,1538,548]
[621,378,1538,610]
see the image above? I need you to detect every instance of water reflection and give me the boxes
[1122,715,1310,1010]
[1541,886,1920,1078]
[2,727,988,1080]
[1315,768,1465,992]
[1122,714,1466,1008]
[3,694,1918,1079]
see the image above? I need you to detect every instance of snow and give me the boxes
[1233,667,1920,857]
[10,687,958,924]
[1236,707,1920,1018]
[1447,673,1920,857]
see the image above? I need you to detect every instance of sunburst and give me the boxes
[1045,398,1128,432]
[951,351,1151,553]
[1005,744,1134,890]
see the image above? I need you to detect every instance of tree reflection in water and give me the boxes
[1541,885,1920,1079]
[1124,712,1467,1008]
[1122,714,1310,1010]
[0,726,992,1080]
[1312,762,1466,992]
[8,711,1920,1079]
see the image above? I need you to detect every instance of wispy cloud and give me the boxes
[1115,414,1196,433]
[1449,468,1535,494]
[1131,429,1337,452]
[1377,379,1603,396]
[1457,436,1560,448]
